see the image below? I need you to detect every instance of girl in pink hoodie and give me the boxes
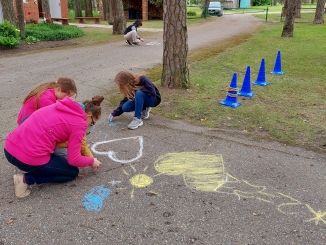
[4,96,102,198]
[17,77,77,125]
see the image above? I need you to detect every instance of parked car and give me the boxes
[208,1,223,17]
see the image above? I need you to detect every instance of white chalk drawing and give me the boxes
[91,136,143,163]
[108,180,122,186]
[146,42,161,46]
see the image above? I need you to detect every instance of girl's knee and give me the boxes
[134,90,144,96]
[70,167,79,178]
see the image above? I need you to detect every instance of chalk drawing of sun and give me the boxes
[122,165,156,199]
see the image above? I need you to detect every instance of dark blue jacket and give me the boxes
[111,76,161,117]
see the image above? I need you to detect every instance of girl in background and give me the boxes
[17,77,77,124]
[4,96,103,198]
[109,71,161,129]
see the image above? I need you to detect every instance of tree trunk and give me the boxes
[281,0,288,17]
[15,0,25,37]
[313,0,325,24]
[0,0,16,25]
[295,0,301,18]
[161,0,189,88]
[85,0,93,17]
[111,0,125,34]
[281,0,297,37]
[108,0,113,21]
[42,0,51,19]
[74,0,82,17]
[92,0,98,12]
[201,0,210,17]
[101,0,112,21]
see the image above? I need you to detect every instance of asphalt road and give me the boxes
[0,15,325,245]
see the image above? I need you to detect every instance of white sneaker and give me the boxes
[128,117,143,129]
[142,107,152,119]
[14,174,31,198]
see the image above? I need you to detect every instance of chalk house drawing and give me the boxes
[91,136,143,163]
[82,186,111,212]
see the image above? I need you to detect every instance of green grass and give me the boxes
[144,14,326,152]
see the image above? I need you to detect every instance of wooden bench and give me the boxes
[51,18,70,26]
[75,17,101,24]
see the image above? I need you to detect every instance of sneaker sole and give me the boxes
[128,121,143,130]
[14,174,31,198]
[142,108,151,119]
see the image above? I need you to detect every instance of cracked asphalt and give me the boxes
[0,14,325,245]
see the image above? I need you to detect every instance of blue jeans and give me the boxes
[122,90,156,119]
[4,148,79,185]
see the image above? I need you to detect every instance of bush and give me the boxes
[253,0,271,6]
[0,20,20,38]
[0,36,20,48]
[187,11,197,16]
[25,36,39,44]
[25,23,84,41]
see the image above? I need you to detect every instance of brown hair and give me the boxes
[134,19,142,27]
[114,71,143,100]
[83,95,104,120]
[23,77,77,109]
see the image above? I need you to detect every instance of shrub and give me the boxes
[187,11,197,16]
[253,0,271,6]
[0,20,20,38]
[25,36,39,44]
[0,36,20,48]
[25,23,84,41]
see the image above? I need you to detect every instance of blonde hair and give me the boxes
[23,77,77,109]
[114,71,143,100]
[83,95,104,120]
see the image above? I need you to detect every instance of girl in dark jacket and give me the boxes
[109,71,161,129]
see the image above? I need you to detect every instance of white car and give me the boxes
[208,1,223,17]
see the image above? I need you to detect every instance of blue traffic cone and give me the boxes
[270,50,284,75]
[238,66,255,98]
[253,58,269,86]
[220,73,241,108]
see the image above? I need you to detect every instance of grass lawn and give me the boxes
[67,9,325,153]
[141,13,325,153]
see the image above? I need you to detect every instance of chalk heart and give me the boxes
[91,136,143,164]
[154,152,225,192]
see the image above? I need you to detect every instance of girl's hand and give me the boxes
[91,158,102,169]
[140,38,144,42]
[108,114,114,122]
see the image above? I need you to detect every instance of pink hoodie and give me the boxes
[17,88,56,125]
[5,96,93,167]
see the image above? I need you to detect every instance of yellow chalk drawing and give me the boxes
[153,152,324,226]
[305,204,326,225]
[122,165,154,199]
[154,152,225,192]
[277,193,302,215]
[130,174,153,188]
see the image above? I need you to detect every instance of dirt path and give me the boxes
[0,15,263,57]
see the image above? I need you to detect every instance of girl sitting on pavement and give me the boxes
[17,77,77,124]
[109,71,161,130]
[4,96,103,198]
[124,19,144,46]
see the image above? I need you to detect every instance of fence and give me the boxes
[280,7,325,22]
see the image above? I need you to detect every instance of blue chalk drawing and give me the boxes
[82,186,111,212]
